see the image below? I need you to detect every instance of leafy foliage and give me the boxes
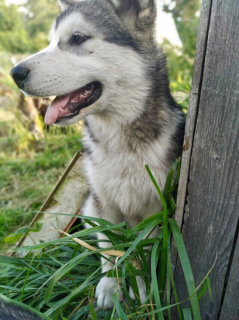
[0,0,59,53]
[0,2,28,53]
[23,0,59,52]
[162,0,201,81]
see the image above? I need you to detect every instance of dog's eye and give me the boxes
[70,33,89,45]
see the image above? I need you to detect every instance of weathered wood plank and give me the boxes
[172,0,213,270]
[174,0,239,318]
[171,0,213,272]
[174,0,213,231]
[219,232,239,320]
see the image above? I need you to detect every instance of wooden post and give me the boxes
[173,0,239,319]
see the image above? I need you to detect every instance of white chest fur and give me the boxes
[83,115,172,221]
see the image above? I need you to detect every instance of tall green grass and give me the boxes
[0,161,212,319]
[0,128,83,247]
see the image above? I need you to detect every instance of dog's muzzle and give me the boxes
[10,65,30,89]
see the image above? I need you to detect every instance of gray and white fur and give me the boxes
[10,0,185,310]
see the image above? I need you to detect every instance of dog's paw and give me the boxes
[129,277,147,304]
[95,276,123,310]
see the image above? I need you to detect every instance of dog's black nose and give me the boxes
[10,65,30,89]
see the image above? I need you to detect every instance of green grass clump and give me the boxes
[0,124,83,246]
[0,161,212,319]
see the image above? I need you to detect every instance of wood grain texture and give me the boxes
[173,0,239,318]
[172,1,213,270]
[175,0,213,230]
[219,232,239,320]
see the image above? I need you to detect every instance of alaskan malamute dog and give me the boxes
[11,0,185,310]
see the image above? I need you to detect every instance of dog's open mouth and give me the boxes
[44,81,102,125]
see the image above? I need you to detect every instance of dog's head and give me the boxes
[10,0,157,125]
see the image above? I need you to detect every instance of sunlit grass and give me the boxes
[0,131,82,244]
[0,161,212,319]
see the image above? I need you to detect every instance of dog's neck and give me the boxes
[83,47,179,152]
[84,87,171,155]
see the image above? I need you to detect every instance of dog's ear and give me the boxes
[58,0,80,11]
[109,0,157,39]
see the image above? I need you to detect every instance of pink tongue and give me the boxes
[44,95,70,125]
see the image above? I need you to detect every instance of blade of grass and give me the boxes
[169,218,201,320]
[166,235,172,320]
[132,209,172,234]
[44,248,102,302]
[196,277,210,302]
[127,262,141,307]
[151,241,164,320]
[168,251,183,320]
[207,277,213,300]
[15,223,126,252]
[145,165,167,211]
[45,266,101,317]
[121,260,137,313]
[183,308,192,320]
[114,220,157,268]
[163,160,179,204]
[89,300,97,320]
[159,208,168,291]
[20,255,34,302]
[145,165,169,292]
[112,292,128,320]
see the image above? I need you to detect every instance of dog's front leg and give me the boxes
[95,232,124,310]
[82,193,124,309]
[127,221,159,305]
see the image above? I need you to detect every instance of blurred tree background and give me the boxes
[0,0,201,250]
[162,0,201,80]
[0,0,59,52]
